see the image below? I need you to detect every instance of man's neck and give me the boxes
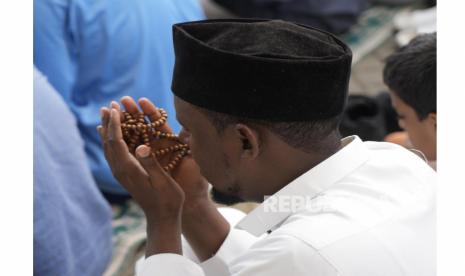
[252,139,342,202]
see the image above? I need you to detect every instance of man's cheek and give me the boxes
[189,142,208,169]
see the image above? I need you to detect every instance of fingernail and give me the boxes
[137,146,150,158]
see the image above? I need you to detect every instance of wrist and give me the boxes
[144,198,184,226]
[146,212,182,229]
[180,197,231,261]
[145,214,183,257]
[182,197,214,218]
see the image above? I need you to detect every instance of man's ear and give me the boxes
[234,123,261,159]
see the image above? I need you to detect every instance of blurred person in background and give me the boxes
[34,0,205,198]
[339,93,402,142]
[208,0,368,34]
[383,32,436,169]
[34,66,112,275]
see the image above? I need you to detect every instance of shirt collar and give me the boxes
[235,135,369,236]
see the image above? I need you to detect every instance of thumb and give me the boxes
[135,145,168,180]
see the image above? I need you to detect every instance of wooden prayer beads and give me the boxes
[121,108,189,172]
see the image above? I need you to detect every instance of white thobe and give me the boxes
[136,136,436,276]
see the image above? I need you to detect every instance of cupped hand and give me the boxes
[98,105,184,222]
[119,97,209,204]
[98,97,209,216]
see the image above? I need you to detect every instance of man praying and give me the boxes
[98,19,435,276]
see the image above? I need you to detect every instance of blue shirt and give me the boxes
[34,0,205,194]
[33,67,113,275]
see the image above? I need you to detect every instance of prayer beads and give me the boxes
[121,108,189,172]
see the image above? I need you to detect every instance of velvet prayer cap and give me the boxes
[171,19,352,121]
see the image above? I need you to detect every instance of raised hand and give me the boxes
[98,102,184,219]
[98,102,185,256]
[118,96,210,203]
[98,97,230,261]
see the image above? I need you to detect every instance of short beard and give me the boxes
[210,187,245,206]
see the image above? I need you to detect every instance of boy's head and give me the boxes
[383,33,437,160]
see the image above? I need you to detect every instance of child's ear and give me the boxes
[427,113,437,130]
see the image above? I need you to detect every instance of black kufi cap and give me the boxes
[171,19,352,121]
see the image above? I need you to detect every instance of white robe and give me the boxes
[137,136,436,276]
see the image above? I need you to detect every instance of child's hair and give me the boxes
[383,33,436,120]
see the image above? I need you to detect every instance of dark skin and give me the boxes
[98,96,340,261]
